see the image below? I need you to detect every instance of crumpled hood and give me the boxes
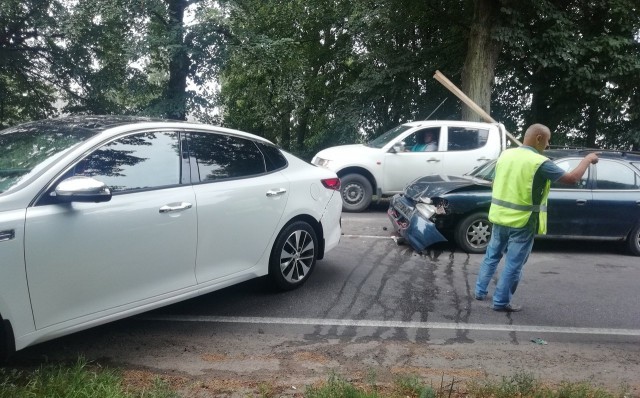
[404,175,486,200]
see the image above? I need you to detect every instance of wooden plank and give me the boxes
[433,70,522,146]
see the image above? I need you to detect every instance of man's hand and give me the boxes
[585,152,599,164]
[558,152,599,185]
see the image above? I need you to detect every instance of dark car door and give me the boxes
[547,158,593,237]
[587,159,640,238]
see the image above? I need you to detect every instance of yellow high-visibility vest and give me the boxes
[489,147,551,234]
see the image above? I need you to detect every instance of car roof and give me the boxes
[0,115,168,136]
[545,147,640,162]
[1,115,275,145]
[400,120,500,129]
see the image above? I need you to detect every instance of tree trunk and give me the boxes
[163,0,189,120]
[586,103,598,148]
[280,111,291,151]
[296,108,308,153]
[460,0,502,122]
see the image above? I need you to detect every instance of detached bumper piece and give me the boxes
[388,195,447,252]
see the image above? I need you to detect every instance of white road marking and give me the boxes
[141,315,640,337]
[341,234,393,239]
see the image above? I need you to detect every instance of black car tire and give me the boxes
[628,222,640,256]
[340,173,372,212]
[269,221,318,291]
[455,212,492,254]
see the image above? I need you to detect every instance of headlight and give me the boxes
[415,203,436,219]
[313,157,332,168]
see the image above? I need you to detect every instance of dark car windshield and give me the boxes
[366,125,413,148]
[465,159,497,182]
[0,124,100,194]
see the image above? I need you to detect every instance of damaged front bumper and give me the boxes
[387,194,447,252]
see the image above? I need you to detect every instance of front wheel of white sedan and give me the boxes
[269,221,318,290]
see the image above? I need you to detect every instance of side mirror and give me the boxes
[52,176,112,203]
[391,141,406,153]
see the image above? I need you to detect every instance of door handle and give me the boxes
[576,199,587,206]
[426,158,440,163]
[477,157,492,162]
[159,202,193,213]
[0,229,15,242]
[266,188,287,197]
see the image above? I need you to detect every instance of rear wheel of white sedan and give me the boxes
[455,212,492,254]
[269,221,318,290]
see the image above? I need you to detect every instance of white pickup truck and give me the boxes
[311,120,508,212]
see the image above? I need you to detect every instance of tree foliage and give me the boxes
[493,0,640,148]
[219,0,471,158]
[1,0,638,152]
[0,0,68,128]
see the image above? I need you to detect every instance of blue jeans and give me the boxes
[475,218,536,308]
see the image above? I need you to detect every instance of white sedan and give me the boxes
[0,116,342,356]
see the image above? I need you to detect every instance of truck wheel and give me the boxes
[628,222,640,256]
[454,212,492,254]
[340,173,372,212]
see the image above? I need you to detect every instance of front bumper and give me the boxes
[387,194,447,252]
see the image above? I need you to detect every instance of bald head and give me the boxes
[523,124,551,152]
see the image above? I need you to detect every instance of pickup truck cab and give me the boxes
[312,120,508,212]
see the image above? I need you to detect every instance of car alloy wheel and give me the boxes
[455,212,492,254]
[269,221,318,290]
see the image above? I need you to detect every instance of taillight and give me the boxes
[321,178,341,190]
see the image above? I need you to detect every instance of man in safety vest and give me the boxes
[474,124,599,312]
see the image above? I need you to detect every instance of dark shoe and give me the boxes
[474,294,485,301]
[492,304,522,312]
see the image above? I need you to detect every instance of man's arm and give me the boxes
[557,153,599,184]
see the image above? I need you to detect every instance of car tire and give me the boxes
[628,222,640,256]
[269,221,318,291]
[454,212,492,254]
[340,173,372,212]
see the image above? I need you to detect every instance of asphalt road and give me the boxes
[9,205,640,395]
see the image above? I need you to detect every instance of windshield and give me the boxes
[466,159,496,181]
[367,125,412,148]
[0,123,99,194]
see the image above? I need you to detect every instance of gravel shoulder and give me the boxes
[10,319,640,397]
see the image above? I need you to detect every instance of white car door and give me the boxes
[382,127,444,192]
[187,132,289,283]
[24,131,198,329]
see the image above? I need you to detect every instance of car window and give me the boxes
[366,124,413,148]
[467,159,496,181]
[188,132,266,182]
[0,124,99,194]
[256,141,288,171]
[595,160,640,190]
[403,127,440,151]
[73,131,181,193]
[447,127,489,151]
[551,159,588,189]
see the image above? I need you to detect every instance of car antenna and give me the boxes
[426,97,448,120]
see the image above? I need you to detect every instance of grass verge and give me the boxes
[0,358,178,398]
[0,359,630,398]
